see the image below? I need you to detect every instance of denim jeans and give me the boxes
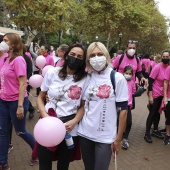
[0,97,35,165]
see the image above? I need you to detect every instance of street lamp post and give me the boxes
[96,36,98,41]
[119,32,122,50]
[115,41,118,51]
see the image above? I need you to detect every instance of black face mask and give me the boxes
[162,58,169,64]
[66,55,84,70]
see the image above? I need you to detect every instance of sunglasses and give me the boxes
[128,40,138,44]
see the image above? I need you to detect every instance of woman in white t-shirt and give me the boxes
[78,42,128,170]
[37,43,90,170]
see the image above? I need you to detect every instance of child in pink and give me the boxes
[121,65,147,149]
[112,53,142,82]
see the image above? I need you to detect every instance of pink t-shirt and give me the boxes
[150,60,157,69]
[44,54,54,66]
[55,59,64,67]
[164,66,170,98]
[0,53,8,97]
[0,53,8,70]
[0,56,27,101]
[150,63,168,98]
[142,58,150,73]
[25,52,32,60]
[112,54,142,82]
[127,80,136,108]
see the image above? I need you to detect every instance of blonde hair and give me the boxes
[86,42,112,73]
[155,54,161,63]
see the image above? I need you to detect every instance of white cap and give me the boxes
[0,41,9,53]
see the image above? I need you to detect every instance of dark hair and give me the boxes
[116,50,124,55]
[144,54,150,59]
[123,65,133,75]
[41,45,50,53]
[161,49,170,56]
[58,43,87,82]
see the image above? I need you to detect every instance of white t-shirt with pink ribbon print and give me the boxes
[78,66,128,144]
[41,67,90,136]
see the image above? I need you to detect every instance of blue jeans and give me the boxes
[0,97,35,165]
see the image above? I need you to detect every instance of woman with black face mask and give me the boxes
[36,43,90,170]
[144,50,170,143]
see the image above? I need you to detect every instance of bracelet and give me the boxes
[18,105,23,108]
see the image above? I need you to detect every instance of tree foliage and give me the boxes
[3,0,170,53]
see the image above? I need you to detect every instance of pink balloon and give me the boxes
[42,65,54,77]
[29,74,43,88]
[36,55,46,68]
[34,117,66,147]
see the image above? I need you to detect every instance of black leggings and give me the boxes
[123,107,132,139]
[38,137,77,170]
[166,101,170,125]
[146,96,162,134]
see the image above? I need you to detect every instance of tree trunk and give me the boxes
[106,31,111,50]
[24,27,37,45]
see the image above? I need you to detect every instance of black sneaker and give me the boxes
[160,128,166,134]
[151,130,164,139]
[144,134,153,143]
[163,135,170,145]
[0,163,10,170]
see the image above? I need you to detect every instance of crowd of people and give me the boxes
[0,33,169,170]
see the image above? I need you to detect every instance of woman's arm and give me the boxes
[37,91,49,118]
[65,100,85,133]
[164,80,168,105]
[17,76,27,119]
[29,43,38,59]
[148,77,154,104]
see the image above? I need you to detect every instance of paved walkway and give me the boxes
[8,89,170,170]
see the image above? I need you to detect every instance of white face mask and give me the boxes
[0,41,9,53]
[89,55,106,71]
[127,49,136,57]
[124,74,132,80]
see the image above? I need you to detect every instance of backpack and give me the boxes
[116,54,139,72]
[110,70,116,95]
[115,54,139,110]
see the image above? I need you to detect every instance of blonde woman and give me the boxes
[78,42,128,170]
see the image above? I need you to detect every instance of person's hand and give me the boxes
[65,119,77,133]
[148,96,153,105]
[111,140,121,159]
[164,97,168,106]
[16,107,24,119]
[144,83,148,89]
[46,95,50,103]
[140,77,148,86]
